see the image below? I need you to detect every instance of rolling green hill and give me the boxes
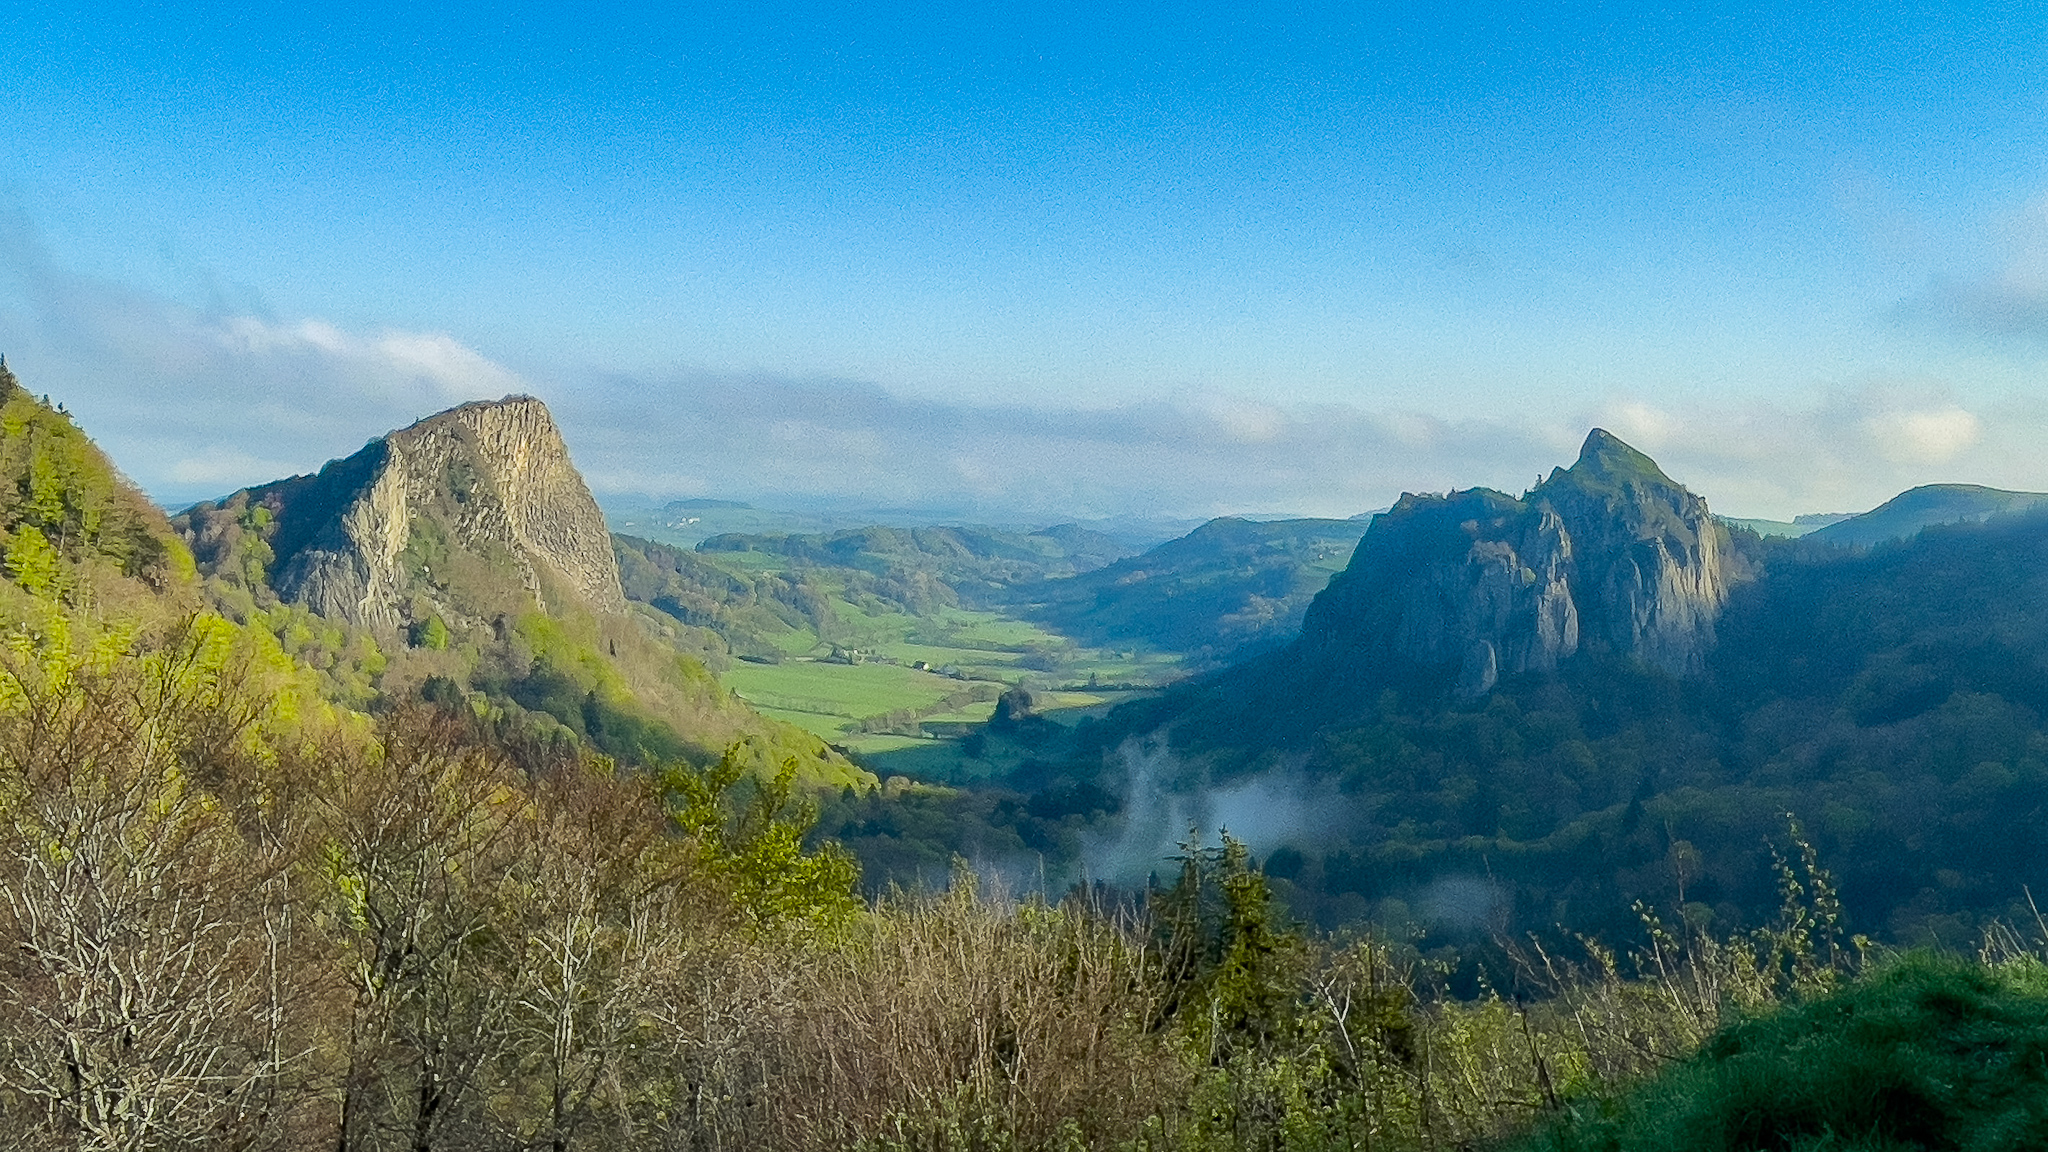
[697,522,1131,608]
[1808,483,2048,549]
[1009,516,1371,668]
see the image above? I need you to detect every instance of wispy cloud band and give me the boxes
[2,212,2043,522]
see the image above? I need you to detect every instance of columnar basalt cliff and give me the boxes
[1299,429,1732,695]
[228,396,625,632]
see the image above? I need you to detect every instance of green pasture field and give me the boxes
[722,660,976,719]
[717,629,1176,756]
[657,544,1188,757]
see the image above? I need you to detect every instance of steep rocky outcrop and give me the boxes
[1299,429,1732,695]
[195,396,624,633]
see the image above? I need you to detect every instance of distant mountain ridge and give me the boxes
[1808,484,2048,550]
[698,523,1132,601]
[1719,511,1854,539]
[1011,516,1370,667]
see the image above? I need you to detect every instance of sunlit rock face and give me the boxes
[254,396,626,632]
[1300,429,1732,696]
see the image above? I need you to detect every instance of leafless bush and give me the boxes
[0,620,312,1151]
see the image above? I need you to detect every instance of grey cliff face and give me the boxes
[1301,429,1731,695]
[262,396,626,631]
[1538,429,1729,677]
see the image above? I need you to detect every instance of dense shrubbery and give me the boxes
[17,603,2048,1152]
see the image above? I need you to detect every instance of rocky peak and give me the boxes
[1299,429,1731,695]
[1559,427,1669,485]
[214,396,624,633]
[1537,428,1728,677]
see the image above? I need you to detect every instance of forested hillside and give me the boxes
[833,434,2048,955]
[1010,515,1370,667]
[0,358,188,599]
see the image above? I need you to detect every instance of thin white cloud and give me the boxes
[3,211,2046,523]
[554,370,2045,524]
[1895,190,2048,341]
[1862,405,1981,465]
[167,447,304,486]
[0,212,531,503]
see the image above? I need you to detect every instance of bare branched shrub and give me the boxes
[768,875,1182,1151]
[313,708,549,1152]
[0,618,310,1152]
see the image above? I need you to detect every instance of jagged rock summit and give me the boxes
[209,396,624,633]
[1298,429,1734,695]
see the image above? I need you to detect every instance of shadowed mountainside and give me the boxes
[1269,428,1741,711]
[831,431,2048,948]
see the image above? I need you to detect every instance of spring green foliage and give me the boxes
[4,585,2048,1150]
[664,747,862,931]
[170,440,863,788]
[0,362,181,594]
[1520,954,2048,1152]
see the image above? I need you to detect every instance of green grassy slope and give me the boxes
[1521,954,2048,1152]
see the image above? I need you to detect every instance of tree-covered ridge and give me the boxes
[618,515,1373,678]
[0,358,183,596]
[1011,516,1370,668]
[1808,481,2048,549]
[698,521,1131,612]
[613,532,844,663]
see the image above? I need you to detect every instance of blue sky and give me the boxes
[6,1,2048,520]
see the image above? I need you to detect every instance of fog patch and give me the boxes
[1084,737,1357,886]
[1415,875,1509,935]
